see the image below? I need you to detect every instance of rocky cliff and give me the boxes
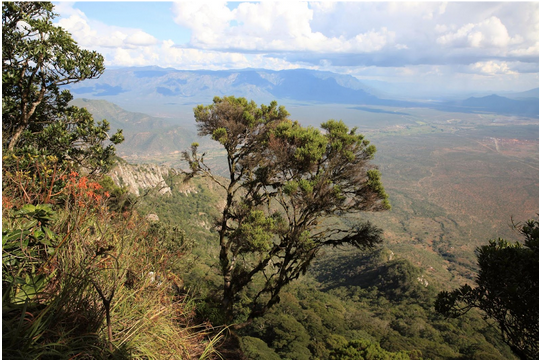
[108,162,175,196]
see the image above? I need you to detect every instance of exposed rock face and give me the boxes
[145,213,160,222]
[417,275,429,287]
[108,162,173,196]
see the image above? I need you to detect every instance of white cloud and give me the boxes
[54,1,307,72]
[172,1,232,46]
[125,31,159,47]
[56,4,158,50]
[160,40,247,69]
[171,1,395,53]
[51,1,539,91]
[470,61,516,76]
[436,16,521,49]
[56,13,97,42]
[114,40,300,71]
[438,2,448,16]
[309,2,336,14]
[508,61,539,74]
[509,42,539,57]
[434,24,448,33]
[53,2,86,18]
[112,48,149,67]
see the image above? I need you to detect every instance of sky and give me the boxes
[53,1,539,94]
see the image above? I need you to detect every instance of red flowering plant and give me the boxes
[2,154,113,304]
[3,152,196,358]
[2,153,120,354]
[61,171,109,213]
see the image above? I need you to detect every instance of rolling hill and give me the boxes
[439,94,539,117]
[70,98,198,160]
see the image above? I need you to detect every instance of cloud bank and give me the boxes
[55,1,539,92]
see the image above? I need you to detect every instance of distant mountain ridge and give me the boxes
[67,66,539,118]
[439,94,539,117]
[67,66,416,111]
[70,98,172,132]
[504,87,539,100]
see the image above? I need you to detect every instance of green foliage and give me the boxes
[242,284,344,359]
[2,2,123,173]
[231,210,277,253]
[2,59,218,358]
[109,156,517,360]
[256,312,312,359]
[240,336,280,360]
[274,121,328,164]
[330,339,420,360]
[436,216,539,359]
[2,154,68,208]
[134,173,225,243]
[235,246,513,360]
[367,169,390,210]
[377,259,429,301]
[97,174,133,213]
[2,204,57,306]
[212,127,228,144]
[184,96,390,324]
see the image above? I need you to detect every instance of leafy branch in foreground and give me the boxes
[183,96,390,325]
[435,216,539,360]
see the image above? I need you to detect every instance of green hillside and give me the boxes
[70,98,201,161]
[132,171,516,359]
[74,96,538,359]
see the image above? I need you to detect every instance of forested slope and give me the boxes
[133,169,516,360]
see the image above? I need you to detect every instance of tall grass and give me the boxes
[2,155,220,359]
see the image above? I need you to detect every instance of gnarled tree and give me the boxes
[184,96,390,325]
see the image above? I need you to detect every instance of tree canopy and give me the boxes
[183,95,390,324]
[330,339,421,360]
[2,1,122,173]
[435,217,539,359]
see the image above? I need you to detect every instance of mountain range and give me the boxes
[67,66,391,110]
[439,94,539,117]
[67,66,539,119]
[504,87,539,100]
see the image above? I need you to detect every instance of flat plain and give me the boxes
[345,106,539,286]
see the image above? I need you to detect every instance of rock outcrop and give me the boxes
[108,162,174,196]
